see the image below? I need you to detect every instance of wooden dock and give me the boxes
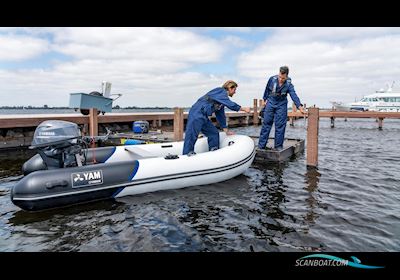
[0,111,254,129]
[1,105,399,130]
[288,110,400,129]
[1,99,400,167]
[0,111,256,149]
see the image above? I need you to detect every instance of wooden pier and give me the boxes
[0,110,257,149]
[1,99,400,167]
[288,110,400,130]
[2,102,398,131]
[0,111,254,129]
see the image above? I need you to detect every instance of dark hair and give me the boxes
[279,66,289,75]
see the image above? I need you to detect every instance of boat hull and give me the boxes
[11,134,255,211]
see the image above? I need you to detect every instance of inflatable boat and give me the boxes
[11,120,255,211]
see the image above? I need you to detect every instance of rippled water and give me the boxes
[1,118,399,252]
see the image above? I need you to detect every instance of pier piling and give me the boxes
[174,107,184,141]
[89,108,98,137]
[290,117,294,127]
[330,117,335,128]
[378,118,384,130]
[307,107,319,168]
[152,119,157,129]
[253,99,259,125]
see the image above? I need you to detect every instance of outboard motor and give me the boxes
[23,120,85,175]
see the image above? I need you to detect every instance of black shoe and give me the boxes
[273,146,284,151]
[187,151,196,157]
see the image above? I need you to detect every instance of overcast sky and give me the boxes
[1,27,400,108]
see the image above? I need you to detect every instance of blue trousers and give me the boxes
[183,114,220,155]
[258,102,288,149]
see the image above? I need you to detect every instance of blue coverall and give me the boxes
[183,87,241,155]
[258,75,302,149]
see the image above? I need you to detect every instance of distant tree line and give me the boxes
[0,105,70,109]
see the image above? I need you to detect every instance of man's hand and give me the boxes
[223,128,235,135]
[240,107,251,113]
[261,100,267,107]
[299,106,306,114]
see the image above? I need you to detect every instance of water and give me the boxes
[0,118,399,252]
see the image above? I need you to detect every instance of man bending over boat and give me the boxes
[183,80,251,155]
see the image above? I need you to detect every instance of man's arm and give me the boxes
[262,77,272,102]
[210,88,242,111]
[288,84,302,109]
[215,106,227,129]
[215,107,237,135]
[214,105,249,136]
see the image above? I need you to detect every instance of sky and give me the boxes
[1,27,400,108]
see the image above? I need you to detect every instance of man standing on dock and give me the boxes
[258,66,306,150]
[183,80,251,155]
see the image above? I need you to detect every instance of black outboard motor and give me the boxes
[12,121,118,211]
[23,120,85,175]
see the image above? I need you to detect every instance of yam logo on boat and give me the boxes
[71,170,103,188]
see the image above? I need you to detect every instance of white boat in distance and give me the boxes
[331,82,400,112]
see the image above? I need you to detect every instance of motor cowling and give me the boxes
[23,120,85,175]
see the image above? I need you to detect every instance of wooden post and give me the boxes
[259,99,263,109]
[330,117,335,128]
[226,117,230,127]
[378,118,383,130]
[290,117,294,127]
[307,107,319,168]
[158,119,162,127]
[82,124,89,136]
[89,108,98,137]
[253,98,259,125]
[152,119,157,128]
[174,107,184,141]
[89,108,98,149]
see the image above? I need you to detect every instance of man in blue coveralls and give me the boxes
[258,66,306,150]
[183,80,251,155]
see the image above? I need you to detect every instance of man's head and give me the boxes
[278,66,289,84]
[223,80,238,97]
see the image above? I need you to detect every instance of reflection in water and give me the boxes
[0,149,35,179]
[8,199,123,226]
[303,167,321,230]
[247,162,298,245]
[6,199,127,251]
[253,162,287,219]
